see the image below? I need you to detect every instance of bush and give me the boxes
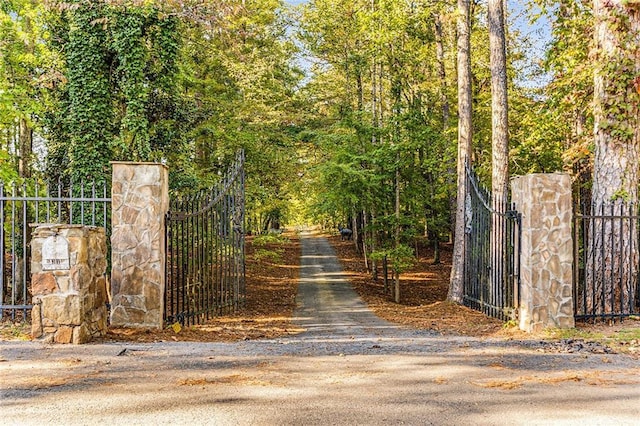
[253,248,284,263]
[370,244,416,274]
[253,233,290,247]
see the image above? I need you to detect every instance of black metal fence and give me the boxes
[573,202,640,320]
[0,179,111,321]
[165,151,246,326]
[463,165,521,321]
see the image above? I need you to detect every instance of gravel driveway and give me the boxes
[1,232,640,425]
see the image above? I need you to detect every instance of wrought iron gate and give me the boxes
[573,202,640,320]
[0,179,111,321]
[165,151,246,326]
[463,165,521,321]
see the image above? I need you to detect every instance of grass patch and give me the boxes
[253,248,284,263]
[544,325,640,343]
[543,328,606,341]
[613,328,640,340]
[542,324,640,355]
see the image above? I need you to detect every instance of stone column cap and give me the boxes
[29,223,104,230]
[111,161,168,170]
[510,172,570,181]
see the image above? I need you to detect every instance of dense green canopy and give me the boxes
[0,0,604,258]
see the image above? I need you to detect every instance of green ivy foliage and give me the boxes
[65,1,113,183]
[48,1,183,183]
[111,7,150,161]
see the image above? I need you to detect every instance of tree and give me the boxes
[588,0,640,314]
[524,1,591,182]
[448,0,473,304]
[488,0,509,309]
[489,0,509,206]
[45,1,190,184]
[0,0,49,178]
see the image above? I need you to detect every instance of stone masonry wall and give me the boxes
[30,225,108,344]
[511,173,575,332]
[110,162,168,329]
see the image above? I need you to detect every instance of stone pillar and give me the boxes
[30,225,108,344]
[110,162,168,329]
[511,173,574,332]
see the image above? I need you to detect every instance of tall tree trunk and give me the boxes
[434,11,456,246]
[489,0,509,202]
[434,13,450,129]
[383,255,388,293]
[395,163,401,304]
[351,211,359,253]
[370,22,379,279]
[361,209,371,274]
[588,0,640,315]
[489,0,509,308]
[370,208,378,280]
[448,0,473,304]
[18,118,32,178]
[371,0,379,144]
[369,0,379,280]
[356,58,364,112]
[19,8,35,178]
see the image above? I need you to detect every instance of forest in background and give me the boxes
[0,1,634,290]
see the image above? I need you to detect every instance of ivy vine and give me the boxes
[66,0,113,183]
[112,7,154,161]
[56,1,181,180]
[594,3,640,144]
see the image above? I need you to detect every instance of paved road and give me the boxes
[1,231,640,425]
